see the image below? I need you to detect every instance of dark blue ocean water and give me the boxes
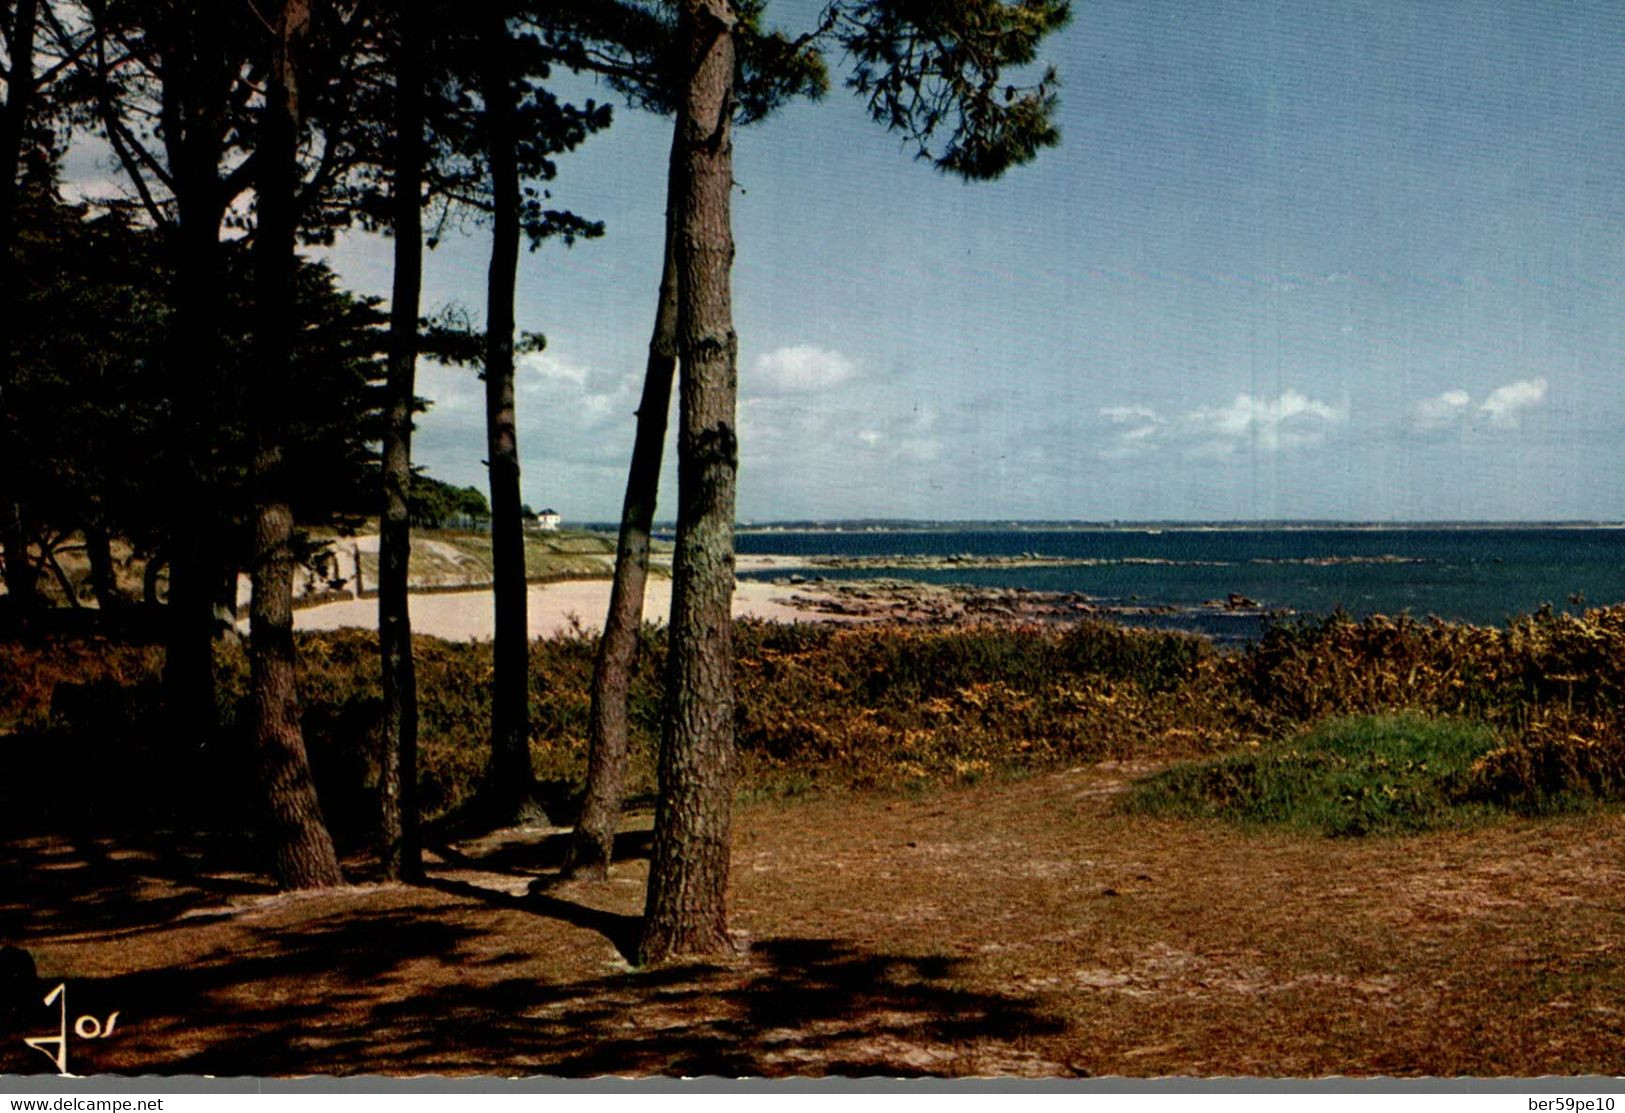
[732,527,1625,632]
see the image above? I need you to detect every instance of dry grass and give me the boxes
[3,765,1623,1077]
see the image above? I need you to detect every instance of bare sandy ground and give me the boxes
[291,555,824,641]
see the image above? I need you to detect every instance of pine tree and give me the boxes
[639,0,1070,962]
[539,0,827,879]
[378,0,426,882]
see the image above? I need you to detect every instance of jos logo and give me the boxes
[23,982,120,1076]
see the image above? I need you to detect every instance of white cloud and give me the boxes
[1180,390,1343,454]
[1479,377,1548,426]
[417,361,483,415]
[1413,388,1472,432]
[1097,404,1162,455]
[1098,390,1344,459]
[518,350,591,388]
[510,350,642,445]
[734,391,946,514]
[747,345,859,395]
[1100,404,1160,425]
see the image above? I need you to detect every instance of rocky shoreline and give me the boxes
[760,575,1276,633]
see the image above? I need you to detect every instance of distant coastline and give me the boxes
[621,519,1625,535]
[726,524,1625,634]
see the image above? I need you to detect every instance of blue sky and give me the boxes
[309,0,1625,523]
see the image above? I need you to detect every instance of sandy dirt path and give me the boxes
[7,763,1625,1076]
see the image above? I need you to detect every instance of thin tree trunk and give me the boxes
[566,121,683,880]
[248,0,344,890]
[152,8,239,743]
[42,543,82,609]
[478,9,542,824]
[639,0,740,965]
[0,0,40,619]
[379,3,424,882]
[213,557,240,640]
[161,174,227,741]
[83,519,124,612]
[0,0,36,305]
[143,549,165,606]
[1,508,37,614]
[163,521,218,735]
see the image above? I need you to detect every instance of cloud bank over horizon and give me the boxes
[404,351,1586,523]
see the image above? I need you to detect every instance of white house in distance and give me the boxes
[534,508,561,531]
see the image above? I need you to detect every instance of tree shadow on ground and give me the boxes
[0,830,273,947]
[421,874,644,961]
[425,827,654,876]
[1,823,1074,1078]
[88,925,1068,1076]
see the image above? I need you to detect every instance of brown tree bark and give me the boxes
[477,8,543,824]
[159,225,224,727]
[565,120,683,880]
[638,0,740,965]
[0,0,40,618]
[82,519,125,612]
[0,0,40,225]
[247,0,344,890]
[154,10,234,744]
[162,519,220,738]
[41,540,81,608]
[378,1,424,883]
[0,507,35,615]
[142,549,165,607]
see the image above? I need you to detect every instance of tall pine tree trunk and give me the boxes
[161,215,224,741]
[378,4,424,882]
[478,9,541,823]
[566,121,683,879]
[248,0,344,890]
[639,0,740,965]
[159,26,231,742]
[0,0,40,620]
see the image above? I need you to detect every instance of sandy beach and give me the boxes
[286,549,1263,642]
[290,554,827,641]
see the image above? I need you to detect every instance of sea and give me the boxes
[729,525,1625,642]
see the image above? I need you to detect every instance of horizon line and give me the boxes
[599,518,1625,531]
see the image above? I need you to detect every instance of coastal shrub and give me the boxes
[1234,611,1504,727]
[1463,711,1625,813]
[1056,620,1210,693]
[1125,713,1505,836]
[1234,605,1625,733]
[1499,606,1625,713]
[731,622,1238,789]
[6,603,1625,838]
[0,636,163,732]
[173,628,610,839]
[729,620,1210,710]
[280,628,616,830]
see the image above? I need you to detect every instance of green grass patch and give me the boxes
[1125,712,1505,836]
